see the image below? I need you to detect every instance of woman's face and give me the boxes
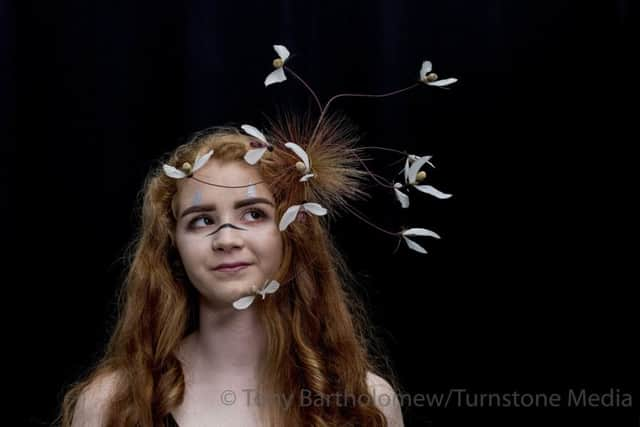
[173,157,283,309]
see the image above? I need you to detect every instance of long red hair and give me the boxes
[58,121,398,426]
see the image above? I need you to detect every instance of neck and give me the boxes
[183,300,266,384]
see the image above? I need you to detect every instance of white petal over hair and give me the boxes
[244,147,268,165]
[162,164,187,179]
[428,78,458,87]
[273,45,290,62]
[414,185,452,199]
[265,68,287,86]
[192,149,214,172]
[301,202,327,216]
[407,155,433,184]
[241,124,267,143]
[279,205,301,231]
[285,142,310,171]
[232,295,256,310]
[278,202,328,231]
[300,173,315,182]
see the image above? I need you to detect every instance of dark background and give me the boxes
[13,0,636,426]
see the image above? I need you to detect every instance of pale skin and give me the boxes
[71,159,403,426]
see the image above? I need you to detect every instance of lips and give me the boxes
[213,262,251,272]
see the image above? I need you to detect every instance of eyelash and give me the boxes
[188,208,268,229]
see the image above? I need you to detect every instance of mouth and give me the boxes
[213,263,252,273]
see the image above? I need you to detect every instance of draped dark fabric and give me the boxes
[16,1,635,426]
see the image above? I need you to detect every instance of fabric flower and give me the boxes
[419,61,457,87]
[401,228,441,254]
[264,45,290,87]
[163,149,214,179]
[232,280,281,310]
[285,142,314,182]
[241,124,272,165]
[278,202,327,231]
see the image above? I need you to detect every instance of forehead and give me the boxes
[174,159,273,212]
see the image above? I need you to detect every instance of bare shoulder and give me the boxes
[71,370,122,427]
[366,371,404,427]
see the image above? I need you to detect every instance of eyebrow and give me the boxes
[180,197,275,219]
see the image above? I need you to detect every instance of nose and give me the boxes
[210,223,245,252]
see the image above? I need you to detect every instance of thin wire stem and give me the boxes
[284,66,323,113]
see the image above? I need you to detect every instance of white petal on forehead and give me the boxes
[403,228,441,239]
[285,142,310,169]
[241,124,267,143]
[279,205,301,231]
[414,185,452,199]
[403,236,428,254]
[429,78,458,87]
[193,149,214,172]
[244,147,268,165]
[247,184,257,197]
[419,61,432,79]
[163,164,187,179]
[265,68,287,87]
[407,155,433,183]
[273,45,290,61]
[302,202,327,216]
[232,295,256,310]
[394,188,410,208]
[300,173,314,182]
[262,280,280,295]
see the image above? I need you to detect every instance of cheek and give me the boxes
[252,227,283,265]
[175,232,208,267]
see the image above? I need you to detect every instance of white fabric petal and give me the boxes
[403,228,441,239]
[279,205,301,231]
[192,149,214,172]
[300,173,315,182]
[428,78,458,87]
[232,295,256,310]
[265,68,287,87]
[285,142,310,170]
[261,280,280,296]
[163,164,187,179]
[302,202,327,216]
[273,45,290,61]
[244,147,268,165]
[240,124,267,143]
[407,155,433,184]
[419,61,432,79]
[394,187,410,208]
[404,156,411,183]
[403,236,428,254]
[414,185,452,199]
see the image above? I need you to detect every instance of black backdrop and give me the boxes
[14,0,636,426]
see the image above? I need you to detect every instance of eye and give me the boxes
[243,208,267,222]
[189,215,214,228]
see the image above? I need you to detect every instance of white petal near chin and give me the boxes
[244,147,268,165]
[261,280,280,296]
[403,236,428,254]
[273,45,290,61]
[232,295,256,310]
[193,149,214,172]
[428,78,458,87]
[265,68,287,87]
[279,205,301,231]
[419,61,432,79]
[413,185,452,199]
[302,202,327,216]
[394,187,410,208]
[163,164,187,179]
[241,124,267,143]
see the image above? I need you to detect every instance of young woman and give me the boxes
[58,123,404,426]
